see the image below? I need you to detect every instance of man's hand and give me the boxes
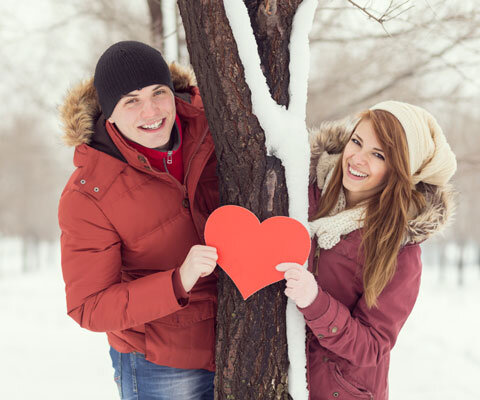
[179,245,218,292]
[276,263,318,308]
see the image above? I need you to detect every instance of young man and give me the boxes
[58,41,219,399]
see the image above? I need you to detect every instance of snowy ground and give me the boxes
[1,260,479,399]
[390,261,480,400]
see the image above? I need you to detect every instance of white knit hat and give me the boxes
[370,100,457,186]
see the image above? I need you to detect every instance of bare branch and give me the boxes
[457,157,480,166]
[3,11,91,45]
[311,13,476,43]
[346,0,384,23]
[346,0,414,33]
[422,60,480,89]
[386,0,414,21]
[337,27,478,112]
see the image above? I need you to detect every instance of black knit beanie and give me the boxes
[93,41,174,118]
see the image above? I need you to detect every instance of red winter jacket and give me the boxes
[302,121,454,400]
[58,65,219,371]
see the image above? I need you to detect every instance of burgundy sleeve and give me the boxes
[299,244,422,367]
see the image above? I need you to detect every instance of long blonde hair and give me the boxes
[311,110,425,308]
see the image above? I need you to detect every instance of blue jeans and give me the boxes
[109,347,214,400]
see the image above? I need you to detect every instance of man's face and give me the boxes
[108,84,176,149]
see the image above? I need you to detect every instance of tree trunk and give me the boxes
[147,0,164,51]
[177,1,302,398]
[176,5,188,64]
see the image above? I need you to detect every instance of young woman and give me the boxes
[277,101,456,400]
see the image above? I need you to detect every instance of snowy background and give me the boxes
[1,0,480,399]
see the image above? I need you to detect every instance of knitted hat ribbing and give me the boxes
[94,41,173,118]
[371,100,457,186]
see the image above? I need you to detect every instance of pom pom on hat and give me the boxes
[370,100,457,186]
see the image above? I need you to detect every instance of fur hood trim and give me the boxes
[309,116,359,183]
[309,118,456,244]
[59,63,196,147]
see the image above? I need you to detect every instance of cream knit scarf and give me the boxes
[309,154,366,249]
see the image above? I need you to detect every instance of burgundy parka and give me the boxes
[302,120,454,399]
[303,185,421,400]
[58,64,219,371]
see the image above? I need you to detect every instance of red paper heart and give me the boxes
[204,205,311,300]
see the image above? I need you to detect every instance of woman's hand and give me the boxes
[179,245,218,292]
[276,263,318,308]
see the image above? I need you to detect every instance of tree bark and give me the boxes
[147,0,164,51]
[177,1,302,399]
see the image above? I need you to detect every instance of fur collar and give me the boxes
[59,63,197,147]
[309,117,455,245]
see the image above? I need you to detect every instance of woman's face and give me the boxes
[342,118,389,207]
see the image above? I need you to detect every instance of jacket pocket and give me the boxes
[327,362,373,400]
[144,300,216,370]
[153,299,215,327]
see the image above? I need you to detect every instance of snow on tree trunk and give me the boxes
[177,1,316,398]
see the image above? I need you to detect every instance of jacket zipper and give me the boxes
[163,158,170,174]
[162,151,174,174]
[166,125,211,208]
[314,246,320,276]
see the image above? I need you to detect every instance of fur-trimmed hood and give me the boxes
[59,63,197,147]
[308,117,455,244]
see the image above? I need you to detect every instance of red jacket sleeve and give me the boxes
[300,244,422,367]
[59,189,187,333]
